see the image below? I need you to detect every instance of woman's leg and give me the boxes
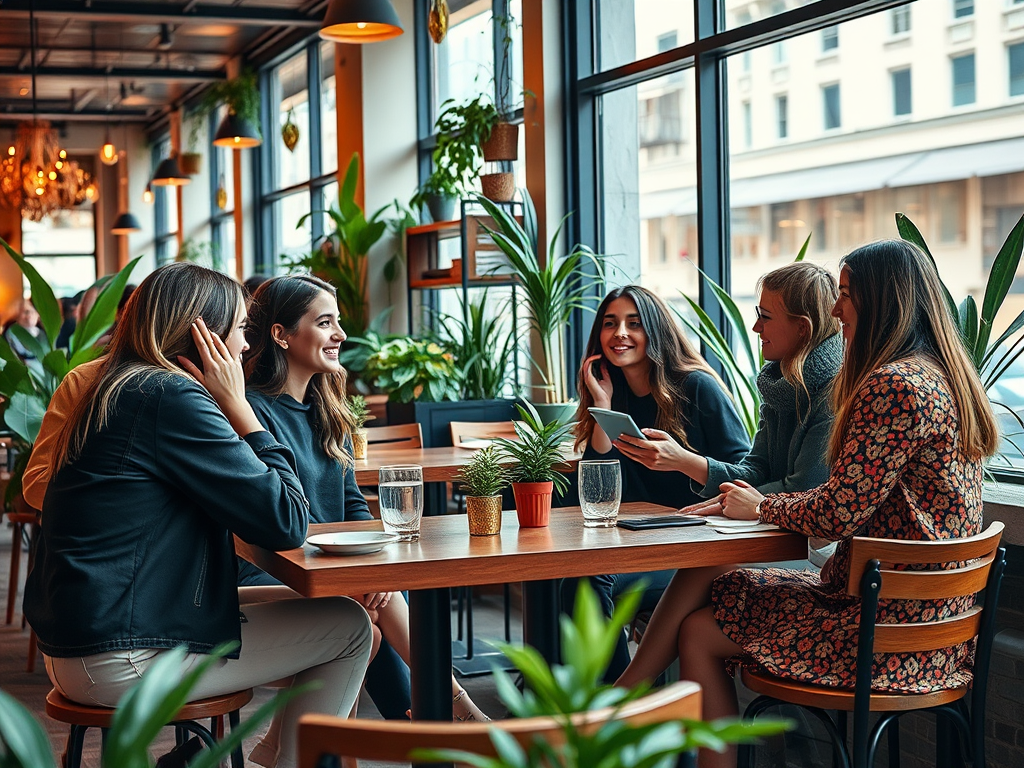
[677,606,743,768]
[616,565,731,689]
[373,593,489,721]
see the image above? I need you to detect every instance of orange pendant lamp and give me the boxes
[320,0,403,44]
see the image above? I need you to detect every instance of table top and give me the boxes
[235,503,808,597]
[353,444,580,485]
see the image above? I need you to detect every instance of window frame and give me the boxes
[952,51,977,107]
[822,82,841,130]
[892,67,912,116]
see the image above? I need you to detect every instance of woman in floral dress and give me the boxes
[679,239,999,768]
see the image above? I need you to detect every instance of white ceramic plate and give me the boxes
[306,532,400,555]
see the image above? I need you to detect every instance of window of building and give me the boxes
[822,83,841,129]
[657,32,677,53]
[776,94,788,139]
[891,6,911,35]
[742,101,752,149]
[952,52,976,106]
[1011,42,1024,98]
[640,91,683,148]
[822,26,839,52]
[152,139,177,265]
[953,0,974,19]
[772,42,787,65]
[892,68,912,116]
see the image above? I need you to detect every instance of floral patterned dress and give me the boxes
[712,358,983,693]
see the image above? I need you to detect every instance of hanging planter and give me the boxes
[480,172,515,202]
[481,123,519,162]
[282,108,300,153]
[428,0,449,43]
[179,153,202,176]
[216,174,228,210]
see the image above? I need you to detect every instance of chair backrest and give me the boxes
[364,423,423,451]
[449,421,518,448]
[847,521,1004,656]
[297,680,701,767]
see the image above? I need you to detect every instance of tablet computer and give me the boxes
[588,407,648,441]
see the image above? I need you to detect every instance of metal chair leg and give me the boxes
[229,709,244,768]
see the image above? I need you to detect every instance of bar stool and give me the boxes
[45,688,253,768]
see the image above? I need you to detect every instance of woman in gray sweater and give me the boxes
[615,261,843,688]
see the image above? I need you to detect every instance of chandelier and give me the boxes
[0,121,95,222]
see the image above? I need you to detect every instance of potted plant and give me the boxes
[456,445,507,535]
[435,93,517,203]
[476,192,604,423]
[288,153,388,339]
[0,238,138,507]
[492,401,574,527]
[180,110,203,175]
[348,394,372,459]
[437,290,517,401]
[193,69,262,147]
[366,337,462,405]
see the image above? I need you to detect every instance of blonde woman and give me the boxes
[680,240,997,768]
[24,264,372,768]
[616,262,842,690]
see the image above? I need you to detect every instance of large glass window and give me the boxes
[21,196,97,297]
[597,0,693,72]
[952,52,976,106]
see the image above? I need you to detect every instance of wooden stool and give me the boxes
[45,688,253,768]
[6,508,40,672]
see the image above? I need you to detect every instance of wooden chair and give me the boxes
[738,522,1006,768]
[6,490,41,672]
[46,687,253,768]
[449,420,517,448]
[360,424,424,517]
[297,680,702,767]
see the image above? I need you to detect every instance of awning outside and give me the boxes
[639,137,1024,219]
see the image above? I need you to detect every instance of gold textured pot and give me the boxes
[466,495,502,536]
[352,430,367,460]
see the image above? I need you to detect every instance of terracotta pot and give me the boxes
[351,431,367,460]
[481,123,519,162]
[179,153,202,176]
[512,481,553,528]
[466,495,502,536]
[481,172,515,202]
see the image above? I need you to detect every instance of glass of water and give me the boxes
[578,460,621,528]
[378,465,423,541]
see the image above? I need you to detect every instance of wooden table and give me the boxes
[236,503,806,721]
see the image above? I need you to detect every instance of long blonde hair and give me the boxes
[50,263,244,472]
[243,276,356,467]
[757,262,840,407]
[573,285,720,451]
[828,239,998,463]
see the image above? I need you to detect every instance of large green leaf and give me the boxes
[0,236,62,347]
[958,295,979,360]
[69,256,142,357]
[895,213,959,324]
[976,210,1024,362]
[7,326,48,365]
[0,688,58,768]
[4,391,45,445]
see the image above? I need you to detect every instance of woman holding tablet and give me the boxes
[616,261,842,689]
[563,285,749,681]
[242,275,489,722]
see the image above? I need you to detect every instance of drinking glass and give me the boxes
[578,460,621,528]
[378,465,423,541]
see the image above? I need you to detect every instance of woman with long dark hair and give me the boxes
[243,275,489,722]
[679,241,998,768]
[563,285,750,681]
[24,263,372,768]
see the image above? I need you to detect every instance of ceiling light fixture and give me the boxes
[142,183,153,204]
[100,129,118,166]
[110,210,141,234]
[213,111,261,149]
[151,154,191,186]
[319,0,403,43]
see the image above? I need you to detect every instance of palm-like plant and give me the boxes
[457,445,508,498]
[475,193,604,405]
[438,291,516,400]
[0,238,138,504]
[492,402,575,495]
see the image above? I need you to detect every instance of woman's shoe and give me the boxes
[453,689,491,722]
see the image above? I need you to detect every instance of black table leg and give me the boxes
[522,579,560,664]
[409,587,453,721]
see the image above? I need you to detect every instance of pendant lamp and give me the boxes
[151,155,191,186]
[212,111,261,149]
[320,0,403,44]
[99,131,118,166]
[111,211,141,235]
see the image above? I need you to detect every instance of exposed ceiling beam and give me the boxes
[0,109,153,122]
[72,88,99,111]
[0,65,226,83]
[0,0,323,27]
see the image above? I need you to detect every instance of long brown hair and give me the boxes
[573,285,720,451]
[757,261,840,406]
[828,239,998,463]
[51,263,244,471]
[243,275,356,467]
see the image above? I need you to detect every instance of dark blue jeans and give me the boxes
[560,569,675,683]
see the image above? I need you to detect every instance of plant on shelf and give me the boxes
[347,394,373,460]
[338,308,401,394]
[196,69,261,139]
[288,153,388,339]
[0,237,138,507]
[414,581,788,768]
[0,643,300,768]
[492,401,575,527]
[456,446,508,536]
[673,234,811,439]
[364,337,461,404]
[476,192,604,414]
[437,290,516,401]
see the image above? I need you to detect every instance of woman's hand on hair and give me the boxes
[581,354,613,408]
[719,480,763,520]
[613,428,688,472]
[178,317,262,438]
